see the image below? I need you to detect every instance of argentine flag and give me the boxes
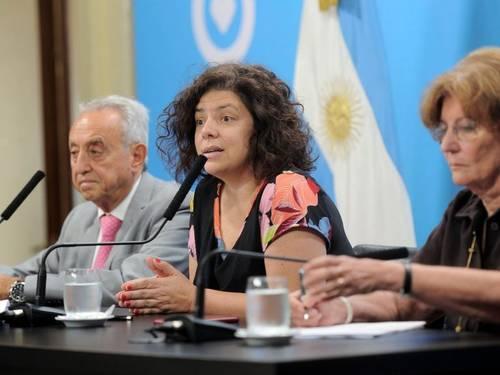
[294,0,416,247]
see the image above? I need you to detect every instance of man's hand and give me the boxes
[0,274,21,299]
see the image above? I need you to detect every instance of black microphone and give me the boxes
[153,248,307,343]
[352,244,415,260]
[0,170,45,224]
[153,244,414,342]
[34,155,207,306]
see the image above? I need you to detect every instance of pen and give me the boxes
[299,268,309,320]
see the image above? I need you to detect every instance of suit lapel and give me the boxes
[74,207,100,268]
[116,173,152,240]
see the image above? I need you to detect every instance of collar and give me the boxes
[97,174,142,220]
[455,191,485,220]
[454,190,500,220]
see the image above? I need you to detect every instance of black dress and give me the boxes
[188,171,352,292]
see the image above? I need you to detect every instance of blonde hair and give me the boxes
[420,47,500,132]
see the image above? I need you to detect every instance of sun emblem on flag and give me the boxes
[318,0,339,12]
[319,81,364,158]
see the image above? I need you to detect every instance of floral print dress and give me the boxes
[188,171,352,292]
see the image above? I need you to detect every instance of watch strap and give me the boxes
[400,262,412,295]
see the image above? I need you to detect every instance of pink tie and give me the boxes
[92,214,122,269]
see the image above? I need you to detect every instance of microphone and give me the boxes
[34,155,207,306]
[2,156,205,327]
[153,244,414,342]
[4,155,207,326]
[352,244,415,260]
[29,155,207,312]
[0,170,45,224]
[153,248,307,343]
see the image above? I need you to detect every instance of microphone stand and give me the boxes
[6,217,177,327]
[153,245,412,342]
[194,249,306,319]
[3,156,206,327]
[35,229,164,306]
[36,155,206,306]
[155,249,307,343]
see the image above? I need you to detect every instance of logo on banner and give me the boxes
[192,0,255,62]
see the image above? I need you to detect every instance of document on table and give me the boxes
[0,299,8,314]
[294,321,426,339]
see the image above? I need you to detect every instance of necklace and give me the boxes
[455,231,477,333]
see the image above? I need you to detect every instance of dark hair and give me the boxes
[157,63,315,181]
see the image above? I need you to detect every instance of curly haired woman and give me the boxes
[117,63,352,319]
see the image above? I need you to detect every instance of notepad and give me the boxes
[294,321,426,339]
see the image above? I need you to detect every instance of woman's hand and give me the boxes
[290,290,352,327]
[116,257,196,315]
[290,290,321,327]
[302,255,402,304]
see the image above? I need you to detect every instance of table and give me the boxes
[1,316,500,374]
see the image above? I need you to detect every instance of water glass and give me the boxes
[63,268,103,318]
[245,276,290,336]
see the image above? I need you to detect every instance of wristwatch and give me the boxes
[8,280,26,304]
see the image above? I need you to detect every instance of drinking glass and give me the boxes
[245,276,290,336]
[63,268,103,318]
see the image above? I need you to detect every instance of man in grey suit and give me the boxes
[0,95,190,305]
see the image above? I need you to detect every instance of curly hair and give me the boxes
[421,47,500,133]
[157,63,315,181]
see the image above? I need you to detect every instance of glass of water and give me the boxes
[63,268,103,318]
[245,276,290,336]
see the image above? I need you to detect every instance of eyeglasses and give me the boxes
[429,119,480,143]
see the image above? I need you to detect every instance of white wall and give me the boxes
[0,0,47,265]
[0,0,135,266]
[68,0,135,205]
[68,0,135,107]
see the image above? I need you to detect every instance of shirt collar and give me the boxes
[453,190,496,233]
[97,174,142,220]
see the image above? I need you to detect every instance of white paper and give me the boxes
[0,299,9,314]
[294,321,426,339]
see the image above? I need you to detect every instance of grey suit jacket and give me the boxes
[0,172,191,305]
